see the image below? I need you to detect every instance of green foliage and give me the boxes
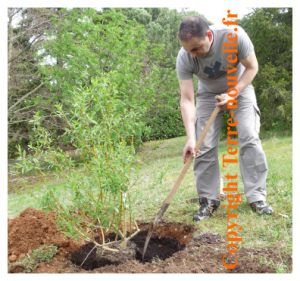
[118,8,213,66]
[39,8,181,145]
[41,8,147,95]
[114,8,212,141]
[13,75,142,249]
[239,8,292,131]
[144,102,185,140]
[258,63,292,131]
[141,66,185,141]
[17,245,58,273]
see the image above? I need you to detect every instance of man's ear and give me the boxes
[207,30,213,41]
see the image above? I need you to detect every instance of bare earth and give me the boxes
[8,208,291,273]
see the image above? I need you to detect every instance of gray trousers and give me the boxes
[193,85,268,204]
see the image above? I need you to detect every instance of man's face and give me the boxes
[180,30,213,59]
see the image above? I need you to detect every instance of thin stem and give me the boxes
[8,83,44,112]
[133,218,139,231]
[102,246,119,253]
[100,225,105,245]
[125,228,141,242]
[99,106,109,167]
[115,202,123,242]
[81,153,89,176]
[118,229,125,239]
[121,204,127,249]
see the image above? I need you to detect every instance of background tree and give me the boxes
[8,8,64,157]
[119,8,212,66]
[239,8,292,131]
[115,8,213,140]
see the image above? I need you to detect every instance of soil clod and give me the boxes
[191,231,223,245]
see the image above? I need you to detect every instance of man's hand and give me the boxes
[215,92,237,111]
[183,139,199,164]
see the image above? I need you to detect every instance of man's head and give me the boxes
[178,16,213,59]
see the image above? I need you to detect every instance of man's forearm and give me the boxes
[180,99,196,141]
[235,66,258,97]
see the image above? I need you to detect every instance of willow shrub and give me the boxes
[13,74,142,250]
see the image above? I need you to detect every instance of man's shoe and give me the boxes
[193,197,220,221]
[250,201,273,215]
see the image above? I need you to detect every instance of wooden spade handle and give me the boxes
[152,95,223,224]
[163,95,222,204]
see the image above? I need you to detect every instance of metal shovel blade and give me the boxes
[142,224,154,261]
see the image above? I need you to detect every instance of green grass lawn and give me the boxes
[8,132,292,272]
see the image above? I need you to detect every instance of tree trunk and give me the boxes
[7,8,14,78]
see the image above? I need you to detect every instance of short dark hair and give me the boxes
[178,16,210,41]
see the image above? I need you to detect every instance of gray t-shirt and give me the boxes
[176,25,254,94]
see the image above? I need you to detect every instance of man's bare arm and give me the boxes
[216,50,259,109]
[179,79,195,140]
[179,79,197,163]
[235,50,259,95]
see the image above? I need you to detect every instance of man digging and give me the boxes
[176,15,273,221]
